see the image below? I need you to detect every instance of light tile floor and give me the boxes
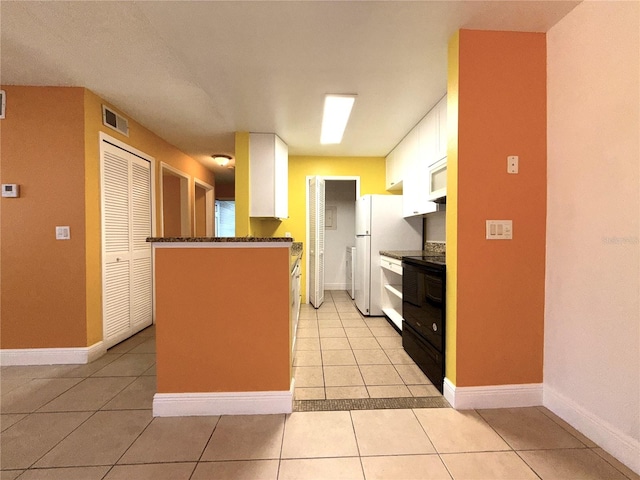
[294,290,442,401]
[1,298,638,479]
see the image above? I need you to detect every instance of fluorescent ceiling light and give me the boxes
[320,94,356,144]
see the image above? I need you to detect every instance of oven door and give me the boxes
[402,261,445,352]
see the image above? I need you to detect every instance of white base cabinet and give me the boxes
[380,255,403,330]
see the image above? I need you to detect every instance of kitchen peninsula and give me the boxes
[147,237,302,417]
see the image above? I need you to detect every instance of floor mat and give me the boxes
[293,396,450,412]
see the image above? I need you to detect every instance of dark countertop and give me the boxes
[380,242,446,261]
[379,250,429,261]
[147,237,295,243]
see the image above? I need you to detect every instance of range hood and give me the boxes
[425,196,446,214]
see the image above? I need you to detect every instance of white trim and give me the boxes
[0,342,106,366]
[544,385,640,475]
[443,377,543,410]
[153,382,294,417]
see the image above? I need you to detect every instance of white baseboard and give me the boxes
[0,342,107,366]
[153,381,295,417]
[544,384,640,475]
[443,377,543,410]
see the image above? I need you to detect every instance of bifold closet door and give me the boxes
[309,176,325,308]
[102,140,153,348]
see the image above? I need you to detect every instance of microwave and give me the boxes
[427,157,447,201]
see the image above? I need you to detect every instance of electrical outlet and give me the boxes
[56,226,71,240]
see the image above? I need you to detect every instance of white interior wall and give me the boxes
[425,211,446,244]
[324,180,356,290]
[545,1,639,473]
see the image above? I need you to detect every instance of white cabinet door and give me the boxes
[385,148,402,191]
[250,133,288,219]
[102,140,153,348]
[402,94,447,217]
[436,95,448,161]
[401,127,427,217]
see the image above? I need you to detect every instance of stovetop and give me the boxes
[402,254,446,269]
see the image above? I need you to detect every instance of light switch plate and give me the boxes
[2,184,19,197]
[56,226,71,240]
[507,155,519,174]
[486,220,512,240]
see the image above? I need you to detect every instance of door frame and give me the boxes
[193,178,215,237]
[305,175,361,304]
[160,162,191,236]
[99,132,157,342]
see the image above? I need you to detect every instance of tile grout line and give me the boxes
[186,414,222,480]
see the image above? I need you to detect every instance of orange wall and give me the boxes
[454,30,547,386]
[0,85,218,350]
[0,86,88,348]
[155,246,291,393]
[162,174,182,236]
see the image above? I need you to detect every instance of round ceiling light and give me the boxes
[211,154,232,166]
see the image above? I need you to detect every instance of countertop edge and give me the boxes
[147,237,294,243]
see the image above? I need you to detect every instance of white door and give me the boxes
[101,140,153,348]
[354,235,371,315]
[309,177,325,308]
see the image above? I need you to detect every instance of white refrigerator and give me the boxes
[354,195,422,316]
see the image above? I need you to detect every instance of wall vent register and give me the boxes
[102,105,129,137]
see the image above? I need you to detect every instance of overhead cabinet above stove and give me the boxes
[250,133,288,219]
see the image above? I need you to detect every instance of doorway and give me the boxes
[306,176,360,306]
[194,179,214,237]
[160,164,190,237]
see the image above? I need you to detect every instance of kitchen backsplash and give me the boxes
[423,211,446,249]
[424,241,445,254]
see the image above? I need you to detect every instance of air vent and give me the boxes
[102,105,129,136]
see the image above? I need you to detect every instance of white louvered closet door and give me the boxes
[102,141,153,348]
[308,177,325,308]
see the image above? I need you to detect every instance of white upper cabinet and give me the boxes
[250,133,288,219]
[435,95,447,161]
[385,148,403,191]
[400,94,448,217]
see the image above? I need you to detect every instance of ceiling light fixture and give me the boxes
[212,154,232,167]
[320,94,356,144]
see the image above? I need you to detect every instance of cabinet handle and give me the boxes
[413,211,419,214]
[432,323,438,331]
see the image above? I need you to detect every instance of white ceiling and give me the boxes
[1,1,579,183]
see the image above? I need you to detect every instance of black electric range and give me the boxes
[401,254,446,393]
[401,254,446,270]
